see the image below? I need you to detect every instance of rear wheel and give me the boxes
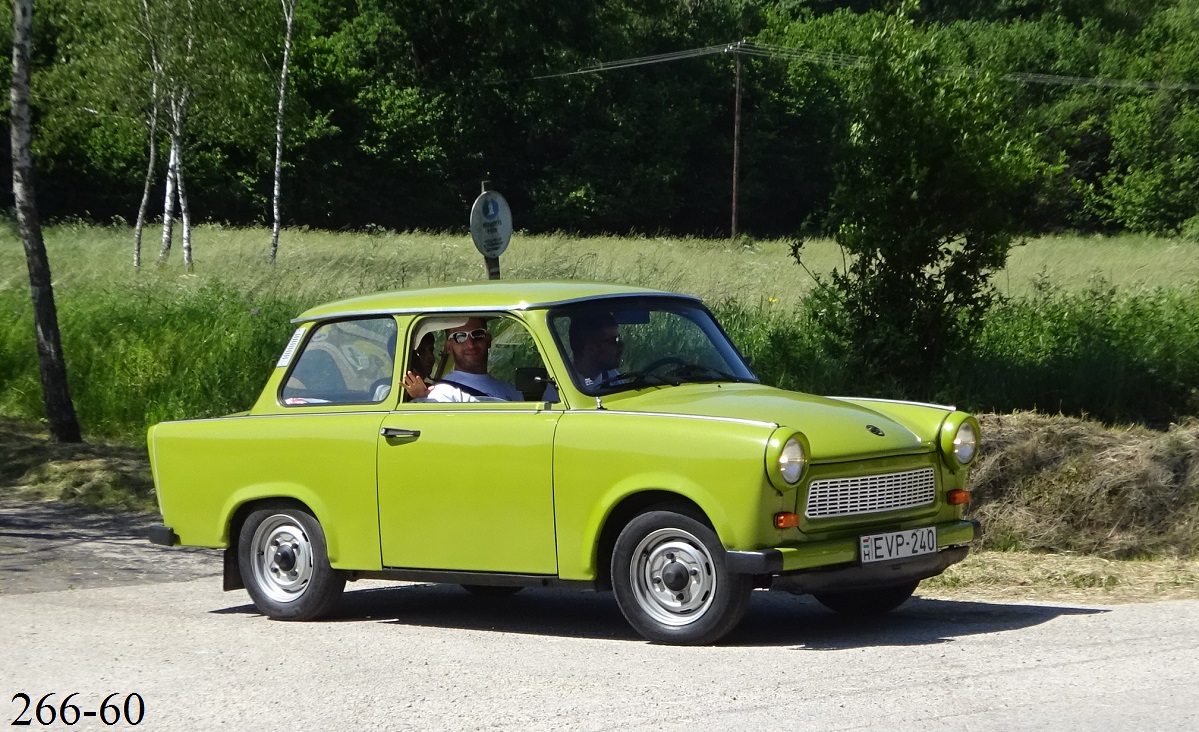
[238,502,345,620]
[611,510,752,645]
[813,581,919,616]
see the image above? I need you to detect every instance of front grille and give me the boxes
[804,467,937,518]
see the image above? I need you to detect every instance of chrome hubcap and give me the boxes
[251,514,314,603]
[629,528,716,626]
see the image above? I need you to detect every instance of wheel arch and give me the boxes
[593,491,710,591]
[223,496,321,593]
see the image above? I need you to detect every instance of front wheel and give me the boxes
[812,581,919,617]
[611,510,752,645]
[238,502,345,620]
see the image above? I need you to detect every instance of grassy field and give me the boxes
[2,223,1196,311]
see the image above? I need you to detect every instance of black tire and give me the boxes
[237,502,345,620]
[813,581,919,617]
[460,585,523,597]
[611,509,752,645]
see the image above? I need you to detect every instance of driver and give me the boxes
[544,312,624,401]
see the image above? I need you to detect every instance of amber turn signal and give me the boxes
[773,512,799,529]
[947,489,971,505]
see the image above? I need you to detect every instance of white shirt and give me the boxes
[426,370,524,402]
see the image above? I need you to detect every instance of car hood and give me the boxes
[611,383,933,462]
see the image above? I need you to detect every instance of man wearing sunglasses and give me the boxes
[425,317,523,402]
[544,312,625,401]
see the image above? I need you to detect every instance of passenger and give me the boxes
[402,333,435,399]
[425,317,523,402]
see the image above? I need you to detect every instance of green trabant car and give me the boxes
[148,281,980,645]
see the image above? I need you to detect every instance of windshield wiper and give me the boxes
[670,364,751,383]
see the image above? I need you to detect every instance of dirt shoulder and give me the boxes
[0,498,219,595]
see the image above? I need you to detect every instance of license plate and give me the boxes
[859,527,937,563]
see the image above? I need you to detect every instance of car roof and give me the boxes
[293,280,700,323]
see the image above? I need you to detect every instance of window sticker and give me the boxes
[277,327,306,368]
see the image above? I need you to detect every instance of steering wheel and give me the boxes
[623,357,688,387]
[640,356,687,374]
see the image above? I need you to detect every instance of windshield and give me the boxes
[547,298,758,395]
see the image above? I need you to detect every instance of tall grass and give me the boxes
[720,282,1199,426]
[3,224,1197,306]
[2,224,1197,438]
[957,283,1199,425]
[0,282,301,438]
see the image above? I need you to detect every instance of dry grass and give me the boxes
[969,413,1199,558]
[0,417,156,511]
[921,550,1199,604]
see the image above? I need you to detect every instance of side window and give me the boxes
[407,314,551,403]
[281,317,397,405]
[487,317,550,400]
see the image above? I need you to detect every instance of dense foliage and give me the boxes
[1,0,1196,238]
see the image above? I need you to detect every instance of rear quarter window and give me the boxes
[281,317,397,405]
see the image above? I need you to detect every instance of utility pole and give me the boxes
[730,42,743,241]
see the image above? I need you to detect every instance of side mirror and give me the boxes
[514,367,555,401]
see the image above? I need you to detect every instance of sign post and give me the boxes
[469,183,512,280]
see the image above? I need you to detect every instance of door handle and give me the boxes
[380,427,421,439]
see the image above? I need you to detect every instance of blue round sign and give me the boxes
[470,191,512,258]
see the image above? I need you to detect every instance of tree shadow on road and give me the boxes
[214,583,1107,647]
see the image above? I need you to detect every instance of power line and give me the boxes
[522,39,1199,93]
[522,43,730,82]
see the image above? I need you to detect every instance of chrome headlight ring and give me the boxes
[939,414,980,471]
[766,428,810,491]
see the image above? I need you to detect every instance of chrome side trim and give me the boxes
[565,409,777,429]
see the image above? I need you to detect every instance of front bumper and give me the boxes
[724,518,979,581]
[768,545,968,594]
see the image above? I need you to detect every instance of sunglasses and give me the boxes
[447,328,488,343]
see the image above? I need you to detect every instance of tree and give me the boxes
[133,0,162,267]
[790,4,1042,391]
[1091,0,1199,234]
[10,0,82,443]
[268,0,298,264]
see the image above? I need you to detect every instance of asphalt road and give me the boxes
[2,503,1197,730]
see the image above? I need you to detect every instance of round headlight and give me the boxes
[779,437,806,484]
[953,421,978,466]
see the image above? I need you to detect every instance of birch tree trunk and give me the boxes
[268,0,297,265]
[133,84,159,269]
[10,0,82,443]
[158,133,178,264]
[170,94,193,271]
